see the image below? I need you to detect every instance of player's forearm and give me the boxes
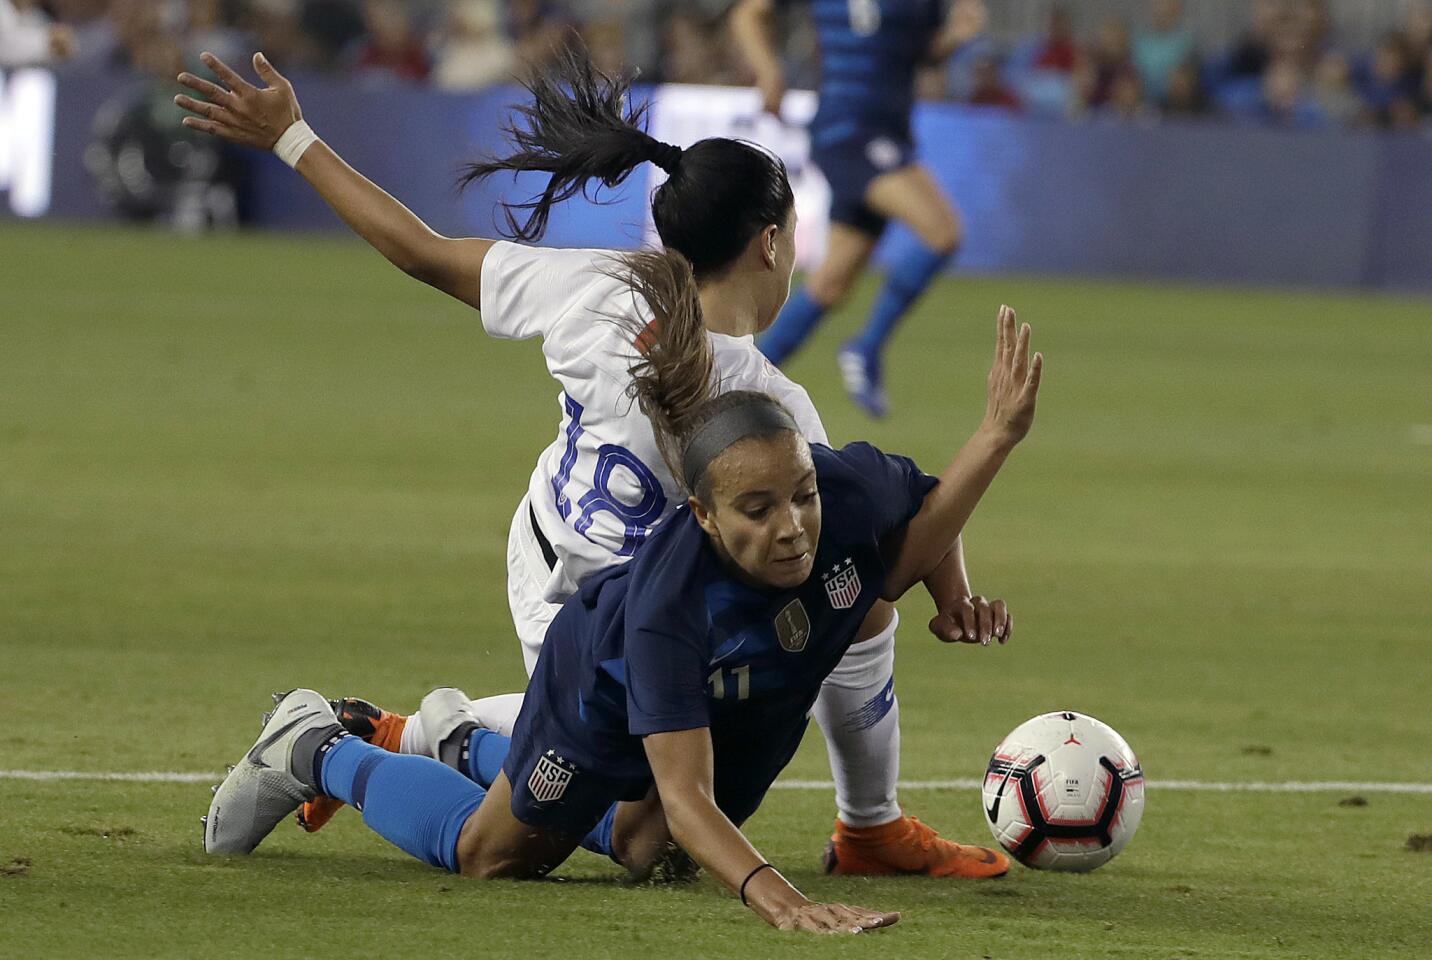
[293,141,455,284]
[884,427,1013,599]
[921,536,972,610]
[729,0,783,84]
[659,789,807,924]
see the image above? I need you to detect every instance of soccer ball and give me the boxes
[982,711,1144,872]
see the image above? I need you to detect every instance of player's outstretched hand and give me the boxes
[174,52,302,151]
[929,595,1011,646]
[776,901,900,934]
[981,305,1042,448]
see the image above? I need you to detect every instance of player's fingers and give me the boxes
[1023,352,1044,398]
[176,72,235,105]
[927,612,960,643]
[200,51,256,93]
[180,116,245,142]
[174,94,236,124]
[956,596,978,642]
[1011,321,1031,378]
[991,599,1009,642]
[975,597,993,646]
[252,51,292,90]
[1001,609,1014,644]
[995,305,1011,365]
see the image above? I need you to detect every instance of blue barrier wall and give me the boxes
[7,69,1431,292]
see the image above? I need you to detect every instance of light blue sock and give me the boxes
[580,804,619,862]
[848,245,955,360]
[463,728,510,789]
[321,736,484,872]
[758,286,826,366]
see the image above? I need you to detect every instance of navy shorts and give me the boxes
[810,128,915,238]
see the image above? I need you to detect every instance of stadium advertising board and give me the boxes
[0,67,55,218]
[646,84,831,271]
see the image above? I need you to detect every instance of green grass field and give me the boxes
[1,221,1429,959]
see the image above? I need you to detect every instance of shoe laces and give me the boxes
[903,816,938,852]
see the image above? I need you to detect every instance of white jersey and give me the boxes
[479,241,829,603]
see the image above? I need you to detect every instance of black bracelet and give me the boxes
[740,862,777,906]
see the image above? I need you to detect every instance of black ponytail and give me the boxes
[463,41,794,281]
[460,44,678,242]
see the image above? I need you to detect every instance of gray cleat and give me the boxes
[417,687,480,758]
[204,688,336,855]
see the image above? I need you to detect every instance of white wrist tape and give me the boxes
[273,120,319,169]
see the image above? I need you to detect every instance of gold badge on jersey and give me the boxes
[775,599,811,653]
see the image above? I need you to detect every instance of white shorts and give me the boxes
[506,494,566,677]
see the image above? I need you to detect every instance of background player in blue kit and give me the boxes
[203,298,1043,932]
[731,0,989,417]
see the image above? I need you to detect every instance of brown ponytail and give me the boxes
[605,251,795,502]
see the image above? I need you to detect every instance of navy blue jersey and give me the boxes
[780,0,942,142]
[529,441,936,784]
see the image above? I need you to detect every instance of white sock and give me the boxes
[398,711,429,756]
[813,611,901,828]
[396,692,527,754]
[469,693,524,737]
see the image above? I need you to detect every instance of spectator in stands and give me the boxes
[1032,3,1077,73]
[1107,65,1154,124]
[1356,32,1420,128]
[352,0,430,84]
[302,0,366,70]
[1260,56,1323,127]
[431,0,515,91]
[1075,16,1134,110]
[661,10,727,85]
[1405,5,1432,67]
[244,0,322,74]
[581,18,626,78]
[1288,0,1332,68]
[1421,48,1432,118]
[508,0,572,73]
[1133,0,1193,103]
[0,0,74,66]
[184,0,250,68]
[1162,56,1210,117]
[1311,50,1359,125]
[967,54,1021,111]
[1227,0,1283,78]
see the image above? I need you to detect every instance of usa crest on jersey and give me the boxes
[528,750,577,803]
[822,558,861,610]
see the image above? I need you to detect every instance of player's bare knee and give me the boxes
[925,218,961,258]
[808,270,854,308]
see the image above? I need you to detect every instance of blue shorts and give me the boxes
[505,617,811,837]
[810,127,915,238]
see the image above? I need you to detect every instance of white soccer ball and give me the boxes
[982,711,1145,872]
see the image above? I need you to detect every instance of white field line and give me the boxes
[2,770,1431,794]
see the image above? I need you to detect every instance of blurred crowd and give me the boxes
[4,0,1432,130]
[944,0,1432,130]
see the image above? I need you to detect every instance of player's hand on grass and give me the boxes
[981,305,1042,449]
[775,901,900,934]
[929,595,1011,645]
[174,52,302,150]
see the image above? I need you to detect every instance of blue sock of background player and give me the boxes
[757,285,825,367]
[838,244,955,410]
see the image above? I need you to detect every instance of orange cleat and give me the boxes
[822,815,1010,878]
[295,698,408,833]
